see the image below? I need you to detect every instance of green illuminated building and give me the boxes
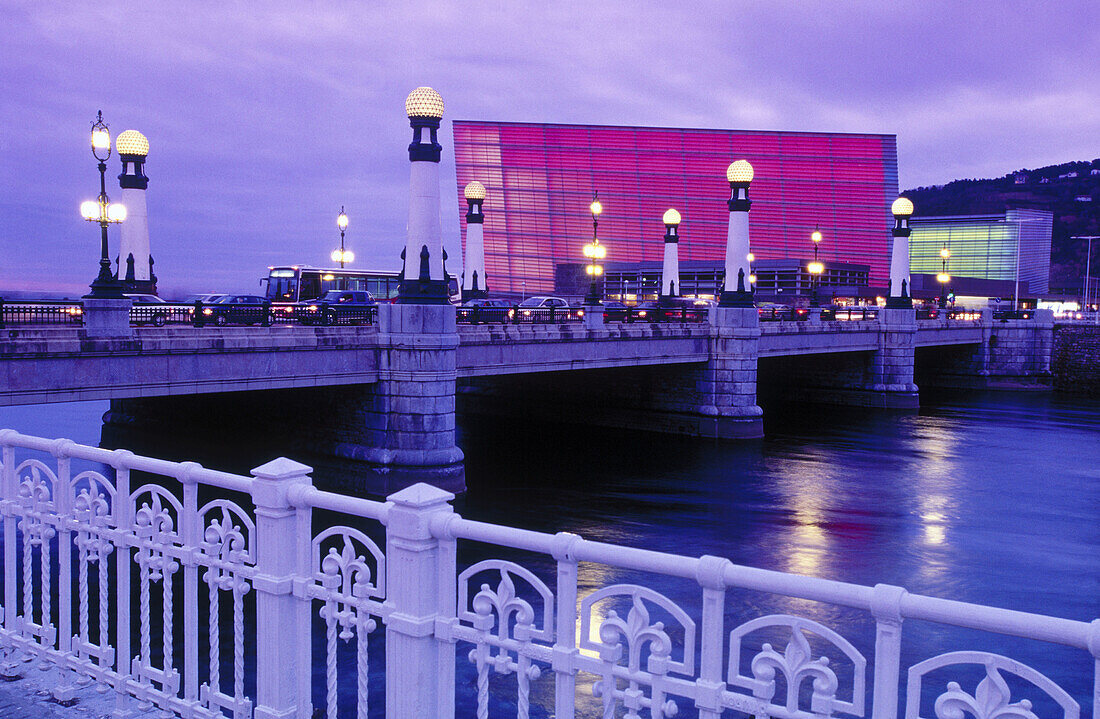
[910,209,1052,294]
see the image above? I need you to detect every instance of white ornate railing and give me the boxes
[0,428,1096,719]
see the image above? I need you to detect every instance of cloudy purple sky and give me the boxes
[2,1,1098,296]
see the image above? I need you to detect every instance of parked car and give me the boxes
[296,290,376,325]
[602,301,634,321]
[205,294,268,326]
[183,293,229,304]
[125,293,171,326]
[517,296,569,309]
[458,297,512,323]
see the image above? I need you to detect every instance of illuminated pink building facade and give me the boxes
[453,121,899,295]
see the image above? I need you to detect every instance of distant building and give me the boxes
[1091,168,1100,176]
[453,121,899,295]
[1058,171,1079,179]
[1040,178,1051,184]
[1076,195,1093,202]
[909,209,1053,294]
[1014,173,1028,184]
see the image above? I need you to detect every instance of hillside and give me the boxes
[904,159,1100,292]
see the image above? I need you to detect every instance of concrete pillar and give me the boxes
[400,87,450,304]
[697,307,764,437]
[361,303,464,491]
[461,181,488,300]
[720,160,755,308]
[82,297,133,339]
[868,307,919,408]
[115,130,155,294]
[886,197,913,309]
[659,209,682,299]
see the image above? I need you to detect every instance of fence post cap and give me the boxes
[388,482,454,509]
[251,456,313,481]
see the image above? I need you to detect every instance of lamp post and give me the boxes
[398,86,449,304]
[331,206,353,268]
[747,252,757,291]
[584,193,605,305]
[937,244,951,309]
[461,181,488,300]
[886,196,914,309]
[1074,236,1100,321]
[720,160,755,307]
[82,111,127,299]
[808,229,824,307]
[659,208,681,304]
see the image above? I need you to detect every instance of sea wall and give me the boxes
[1052,324,1100,396]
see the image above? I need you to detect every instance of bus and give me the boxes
[262,266,459,306]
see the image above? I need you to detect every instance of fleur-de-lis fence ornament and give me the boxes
[906,652,1078,719]
[459,560,554,719]
[71,472,116,678]
[131,487,182,704]
[16,463,58,658]
[314,529,383,719]
[199,501,254,718]
[728,615,865,719]
[580,585,695,719]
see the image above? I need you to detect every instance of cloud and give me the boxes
[1,0,1097,292]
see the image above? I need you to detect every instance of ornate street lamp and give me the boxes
[938,244,951,308]
[583,194,606,305]
[81,111,126,299]
[746,252,757,287]
[808,229,824,307]
[331,206,353,267]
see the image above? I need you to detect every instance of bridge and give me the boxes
[0,304,1053,491]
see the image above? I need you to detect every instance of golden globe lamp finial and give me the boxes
[662,208,681,226]
[891,196,914,217]
[726,159,754,184]
[405,87,445,120]
[464,181,486,201]
[116,130,149,157]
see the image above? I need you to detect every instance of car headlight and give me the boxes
[637,311,646,318]
[308,305,318,311]
[203,308,213,315]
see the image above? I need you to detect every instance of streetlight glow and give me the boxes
[726,159,754,184]
[812,230,823,243]
[662,208,681,226]
[808,261,825,275]
[937,272,951,284]
[891,197,914,217]
[337,211,349,231]
[106,203,127,223]
[589,199,603,216]
[80,201,99,221]
[940,246,951,260]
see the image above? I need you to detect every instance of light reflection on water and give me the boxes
[1,389,1098,716]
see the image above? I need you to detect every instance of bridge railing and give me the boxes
[0,429,1095,719]
[0,299,85,328]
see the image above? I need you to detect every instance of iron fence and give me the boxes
[0,429,1094,719]
[0,299,85,327]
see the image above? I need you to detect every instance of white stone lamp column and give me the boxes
[886,196,914,309]
[399,86,450,304]
[461,181,487,300]
[659,208,682,305]
[720,160,755,307]
[116,129,154,294]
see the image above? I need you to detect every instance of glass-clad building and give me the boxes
[453,121,899,295]
[909,210,1052,294]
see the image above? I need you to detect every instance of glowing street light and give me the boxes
[331,206,353,267]
[938,243,951,308]
[82,111,126,299]
[584,193,605,305]
[809,228,824,307]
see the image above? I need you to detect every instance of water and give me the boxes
[1,391,1098,717]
